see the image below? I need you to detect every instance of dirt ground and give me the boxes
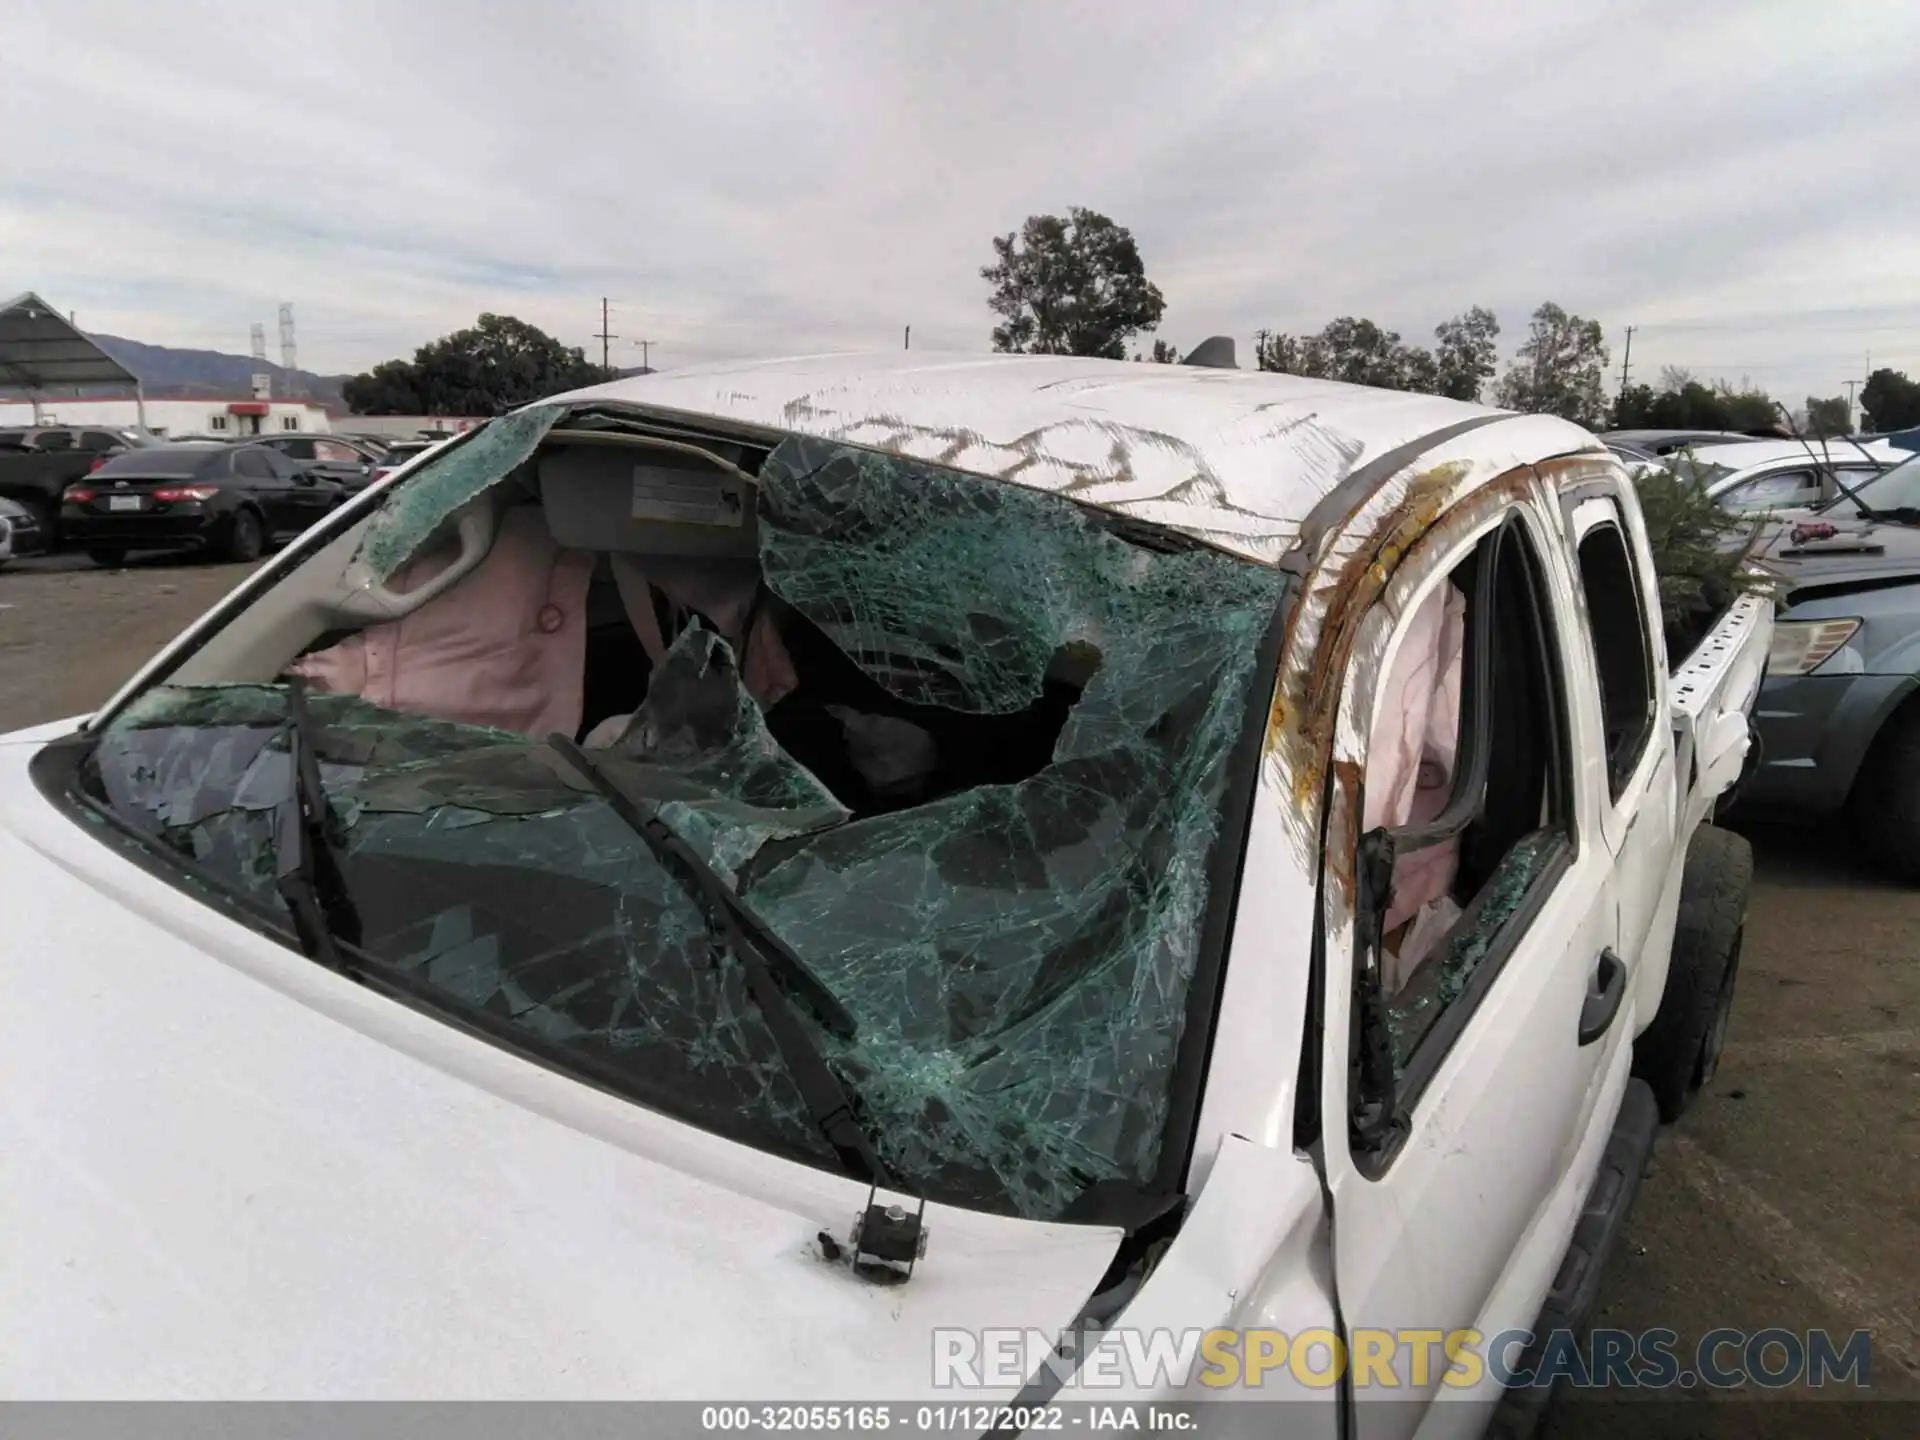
[0,551,267,728]
[1,552,1915,1430]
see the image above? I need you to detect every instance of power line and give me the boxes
[1619,314,1920,336]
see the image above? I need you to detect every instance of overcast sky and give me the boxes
[5,0,1917,405]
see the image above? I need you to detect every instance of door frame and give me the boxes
[1304,465,1622,1433]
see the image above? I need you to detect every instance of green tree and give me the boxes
[982,208,1166,359]
[341,358,423,415]
[1647,380,1723,429]
[1432,306,1501,402]
[1309,317,1430,388]
[1253,328,1309,375]
[344,314,608,416]
[1398,344,1440,395]
[1805,396,1852,438]
[1148,338,1180,363]
[1612,381,1658,429]
[1714,380,1779,434]
[1493,303,1610,427]
[1632,465,1770,659]
[1863,368,1920,431]
[1610,372,1780,434]
[1252,317,1436,391]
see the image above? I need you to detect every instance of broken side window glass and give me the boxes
[356,404,567,580]
[1385,828,1561,1071]
[1370,522,1575,1081]
[77,428,1288,1222]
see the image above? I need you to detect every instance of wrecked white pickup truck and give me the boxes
[0,346,1769,1436]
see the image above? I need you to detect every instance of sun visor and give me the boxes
[537,440,758,556]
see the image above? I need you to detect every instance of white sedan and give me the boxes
[1683,438,1906,513]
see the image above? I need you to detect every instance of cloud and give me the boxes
[3,0,1915,404]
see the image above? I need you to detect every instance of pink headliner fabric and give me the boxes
[290,508,799,738]
[1363,581,1466,936]
[289,506,594,738]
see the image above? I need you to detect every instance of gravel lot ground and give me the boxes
[1,551,1914,1431]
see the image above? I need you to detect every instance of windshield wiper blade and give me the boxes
[543,734,889,1184]
[275,676,362,969]
[544,733,857,1037]
[1826,472,1881,519]
[1779,402,1886,519]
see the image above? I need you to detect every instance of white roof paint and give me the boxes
[1689,437,1903,471]
[550,352,1600,564]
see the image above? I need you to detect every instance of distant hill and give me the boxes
[87,334,351,409]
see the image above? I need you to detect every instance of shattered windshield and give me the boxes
[76,425,1288,1221]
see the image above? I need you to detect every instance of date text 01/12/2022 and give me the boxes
[699,1403,1196,1432]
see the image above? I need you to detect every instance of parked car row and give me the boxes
[1602,430,1920,877]
[1605,432,1906,512]
[1729,446,1920,876]
[0,425,454,563]
[0,424,161,541]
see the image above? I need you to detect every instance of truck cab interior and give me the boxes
[275,422,1088,818]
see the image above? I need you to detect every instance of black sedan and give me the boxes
[59,443,347,567]
[0,493,51,568]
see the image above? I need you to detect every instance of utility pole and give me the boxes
[1619,325,1636,395]
[1844,379,1860,432]
[636,339,651,373]
[904,325,911,351]
[594,298,617,372]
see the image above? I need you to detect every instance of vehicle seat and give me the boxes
[532,438,955,810]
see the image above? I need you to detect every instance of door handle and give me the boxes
[1578,949,1627,1046]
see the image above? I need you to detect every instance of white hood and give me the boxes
[0,727,1121,1400]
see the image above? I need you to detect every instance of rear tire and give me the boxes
[225,508,265,563]
[87,547,126,568]
[1850,706,1920,881]
[1633,824,1752,1123]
